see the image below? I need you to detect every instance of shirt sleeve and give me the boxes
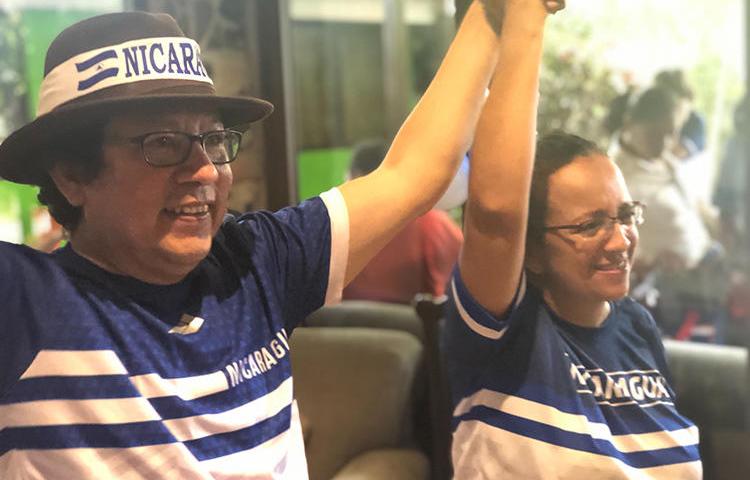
[233,188,349,331]
[446,268,527,341]
[442,269,529,404]
[0,244,59,398]
[319,188,349,305]
[0,244,13,396]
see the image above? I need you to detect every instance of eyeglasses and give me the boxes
[124,129,243,167]
[545,201,646,240]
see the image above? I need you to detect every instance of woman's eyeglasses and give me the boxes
[544,201,646,239]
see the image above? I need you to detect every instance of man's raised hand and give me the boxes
[480,0,566,36]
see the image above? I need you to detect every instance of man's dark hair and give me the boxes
[654,69,694,101]
[37,125,107,232]
[349,139,390,178]
[526,131,604,250]
[626,86,679,125]
[603,88,634,135]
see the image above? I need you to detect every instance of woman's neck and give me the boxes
[618,131,656,161]
[542,290,611,328]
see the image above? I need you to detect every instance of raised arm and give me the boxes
[460,0,550,315]
[338,1,502,285]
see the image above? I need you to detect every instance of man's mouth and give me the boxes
[164,203,211,217]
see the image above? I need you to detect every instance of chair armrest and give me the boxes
[331,448,429,480]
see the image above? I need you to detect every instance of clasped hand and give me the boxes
[481,0,566,35]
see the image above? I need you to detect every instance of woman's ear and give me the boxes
[525,244,544,276]
[48,163,86,207]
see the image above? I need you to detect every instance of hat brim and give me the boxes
[0,93,274,185]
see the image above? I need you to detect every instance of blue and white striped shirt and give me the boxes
[0,190,349,479]
[443,271,702,479]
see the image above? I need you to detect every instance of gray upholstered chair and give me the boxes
[663,339,750,479]
[305,300,425,342]
[290,326,429,480]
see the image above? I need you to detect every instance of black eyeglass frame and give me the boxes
[544,201,646,235]
[124,129,244,168]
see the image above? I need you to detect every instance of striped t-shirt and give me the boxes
[0,190,349,479]
[443,271,702,479]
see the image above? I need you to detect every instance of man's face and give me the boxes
[627,109,683,160]
[68,109,233,284]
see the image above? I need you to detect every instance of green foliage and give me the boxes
[0,9,27,138]
[536,0,744,153]
[689,55,744,149]
[538,19,618,147]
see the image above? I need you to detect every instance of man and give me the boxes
[653,69,706,158]
[611,86,726,338]
[612,86,716,273]
[342,139,463,303]
[0,1,563,478]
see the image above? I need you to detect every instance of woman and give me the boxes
[443,1,702,478]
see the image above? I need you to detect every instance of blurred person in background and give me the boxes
[653,69,707,159]
[714,94,750,342]
[611,86,726,340]
[603,69,706,162]
[342,139,463,303]
[612,86,717,274]
[714,94,750,252]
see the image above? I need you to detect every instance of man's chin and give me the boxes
[159,238,212,267]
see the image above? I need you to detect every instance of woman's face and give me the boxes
[530,154,639,304]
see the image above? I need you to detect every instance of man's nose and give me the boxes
[180,141,220,183]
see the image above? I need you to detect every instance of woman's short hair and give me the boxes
[526,131,604,250]
[37,125,107,232]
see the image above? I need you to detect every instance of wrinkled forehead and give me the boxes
[106,106,223,134]
[546,154,632,220]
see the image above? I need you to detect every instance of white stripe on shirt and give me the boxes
[0,442,211,480]
[129,370,229,401]
[452,419,702,480]
[20,350,128,379]
[450,278,507,340]
[0,396,161,427]
[198,401,309,480]
[2,378,293,440]
[18,349,231,402]
[455,389,699,453]
[163,377,293,442]
[320,188,349,306]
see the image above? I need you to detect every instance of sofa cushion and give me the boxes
[331,448,429,480]
[305,301,424,342]
[663,339,748,429]
[290,327,424,480]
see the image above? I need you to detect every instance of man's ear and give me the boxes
[48,163,86,207]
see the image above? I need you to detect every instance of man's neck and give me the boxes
[68,233,190,285]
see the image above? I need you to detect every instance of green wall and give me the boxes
[297,147,352,201]
[20,9,104,119]
[0,9,104,243]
